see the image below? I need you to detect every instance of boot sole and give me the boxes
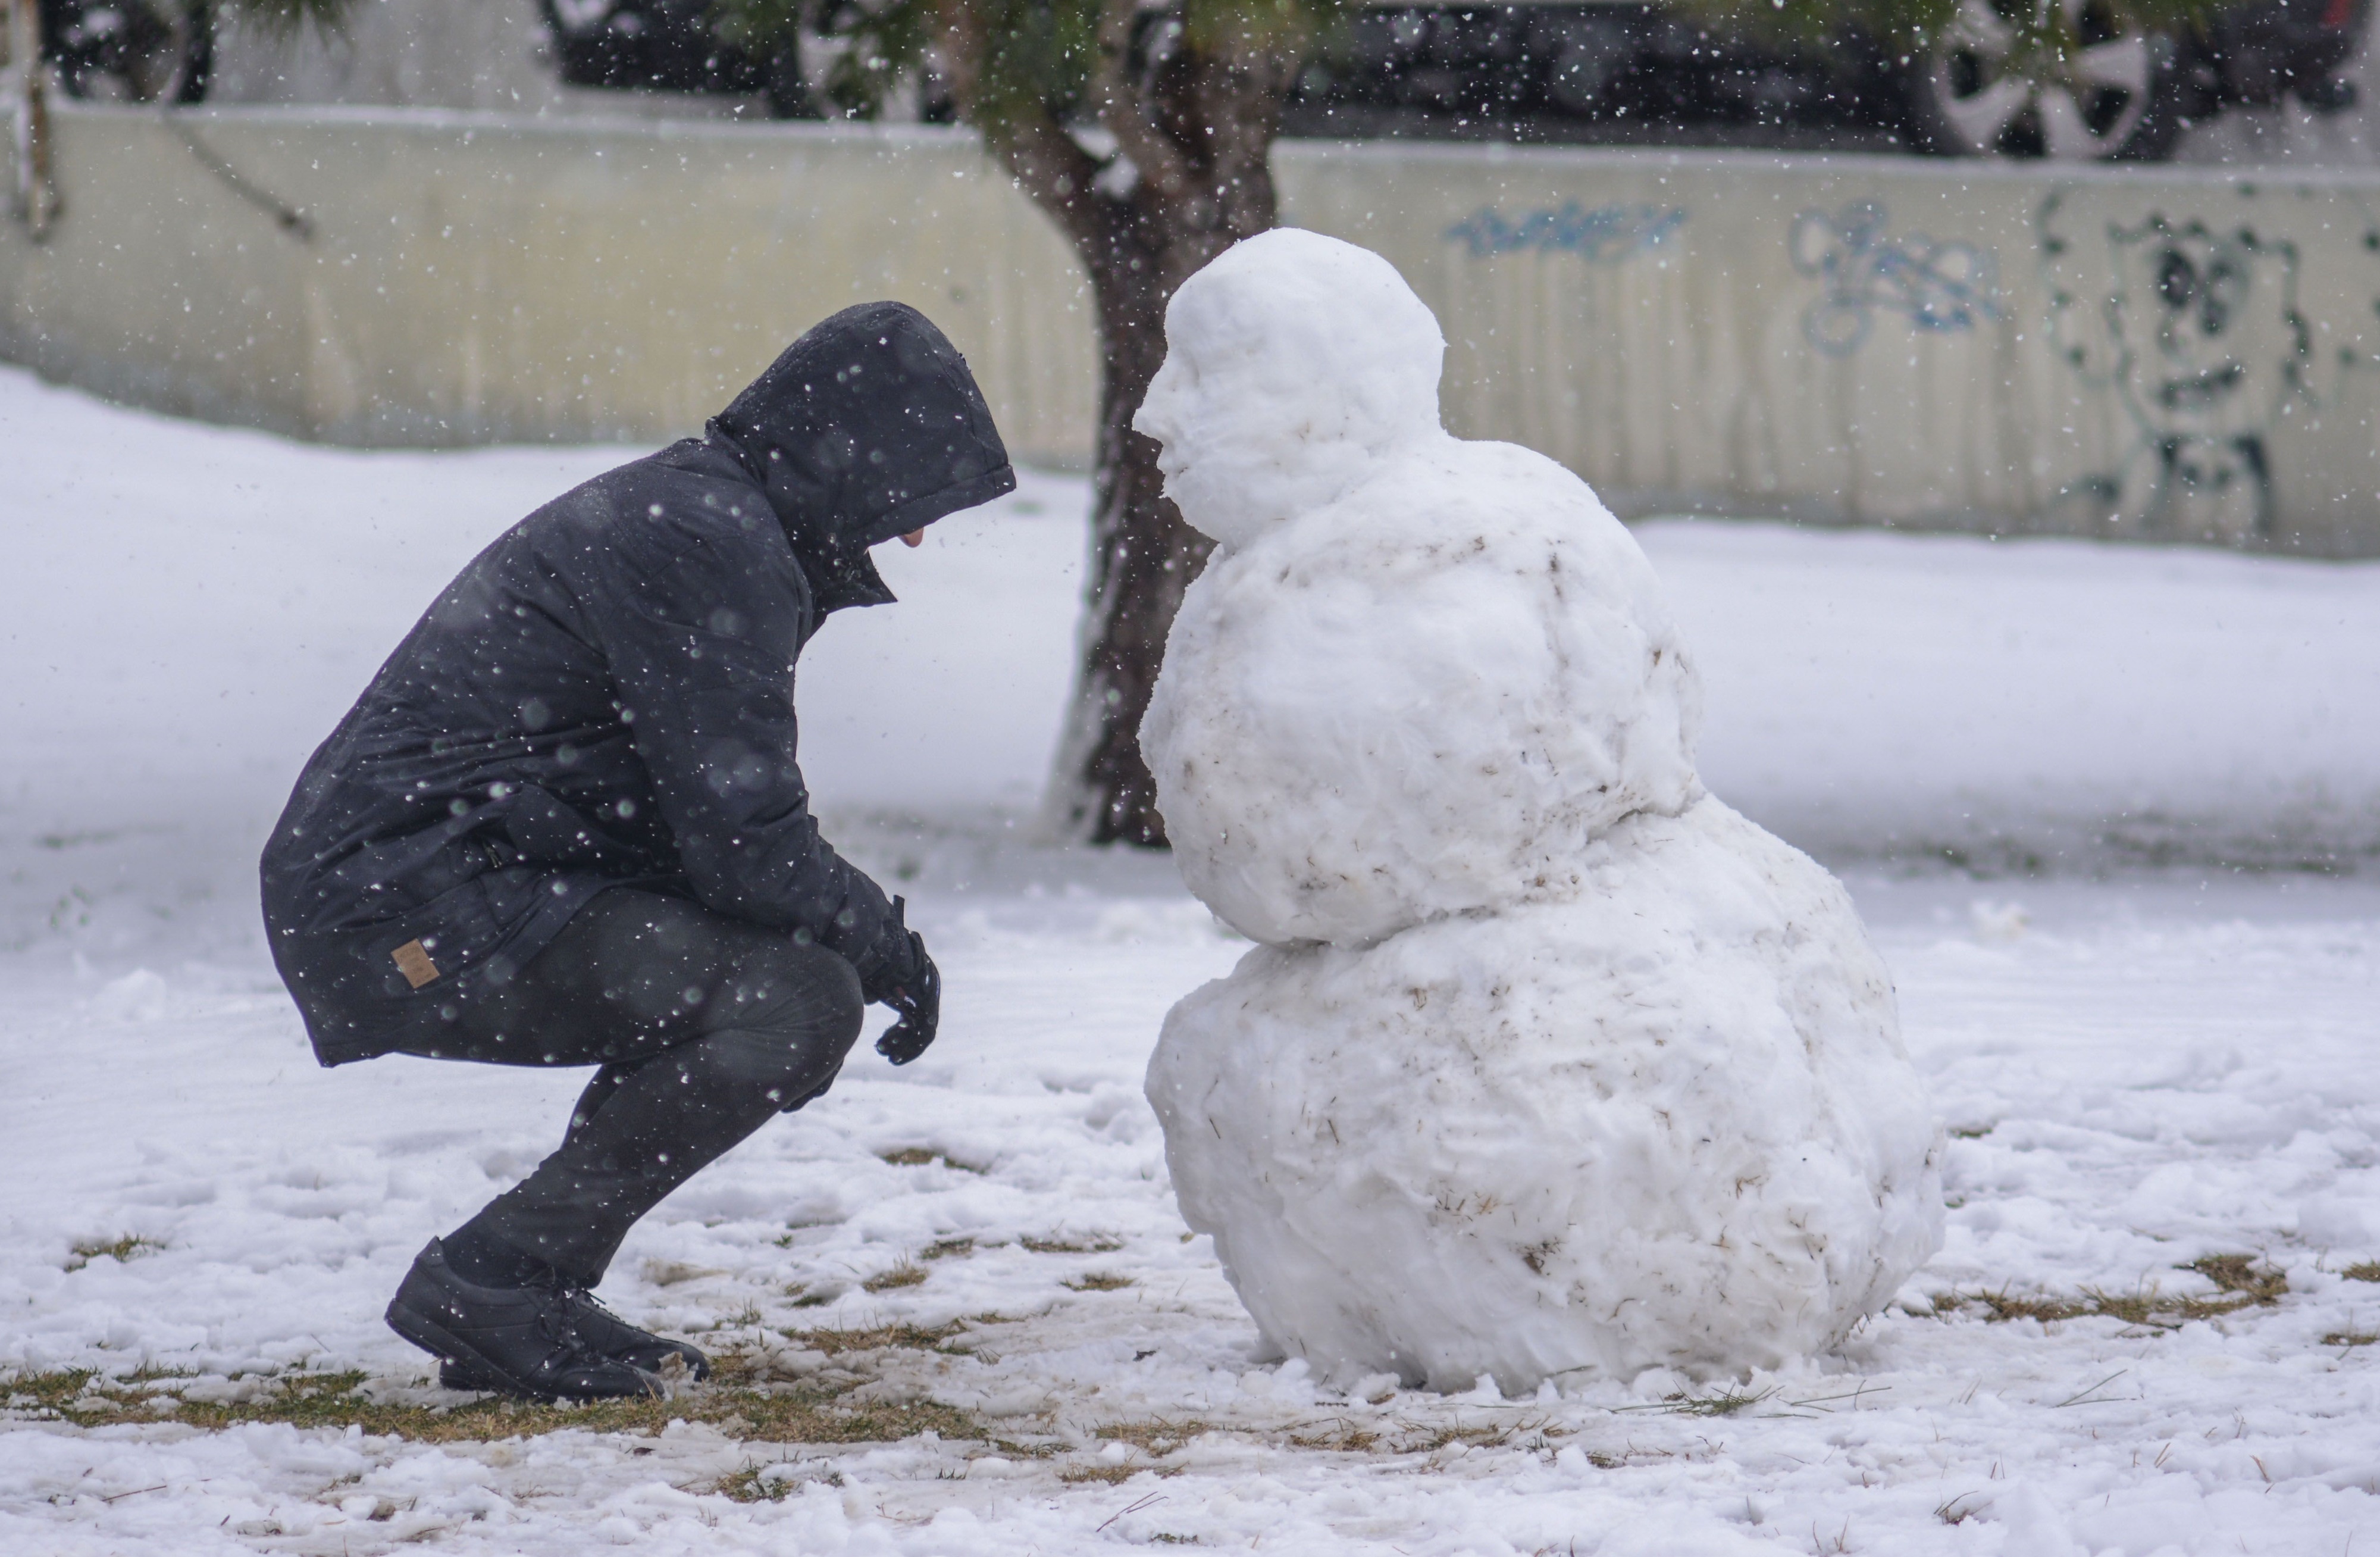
[387,1299,558,1403]
[441,1351,707,1392]
[438,1355,506,1393]
[387,1298,656,1404]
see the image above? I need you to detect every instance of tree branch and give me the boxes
[929,1,1111,260]
[926,0,991,118]
[1092,0,1197,208]
[1182,35,1292,242]
[992,108,1119,263]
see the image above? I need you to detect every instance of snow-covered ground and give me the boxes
[6,363,2380,1554]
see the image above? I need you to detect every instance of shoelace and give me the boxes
[571,1290,630,1331]
[527,1280,606,1374]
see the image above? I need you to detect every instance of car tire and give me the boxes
[1903,0,2190,160]
[48,0,214,104]
[51,0,214,105]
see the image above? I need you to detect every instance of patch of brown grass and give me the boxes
[2190,1254,2288,1306]
[1950,1255,2289,1331]
[1288,1422,1382,1453]
[1059,1462,1170,1484]
[716,1462,843,1501]
[779,1320,975,1356]
[1409,1420,1525,1450]
[1064,1273,1136,1293]
[65,1236,162,1271]
[2323,1330,2380,1349]
[2342,1262,2380,1284]
[5,1367,100,1416]
[699,1342,794,1388]
[1962,1289,2093,1324]
[922,1238,976,1261]
[3,1365,988,1446]
[1092,1418,1208,1456]
[862,1261,928,1293]
[1022,1236,1125,1255]
[716,1465,794,1502]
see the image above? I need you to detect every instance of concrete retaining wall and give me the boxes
[0,108,1098,458]
[1318,144,2380,554]
[9,105,2380,553]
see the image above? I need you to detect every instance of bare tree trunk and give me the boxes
[939,0,1294,846]
[10,0,61,239]
[1065,262,1211,845]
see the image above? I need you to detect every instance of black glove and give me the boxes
[875,928,940,1065]
[850,898,940,1065]
[854,896,922,1003]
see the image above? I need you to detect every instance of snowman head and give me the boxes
[1135,229,1446,549]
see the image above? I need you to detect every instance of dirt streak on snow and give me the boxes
[7,367,2380,1554]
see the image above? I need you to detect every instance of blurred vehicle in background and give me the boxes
[30,0,2369,162]
[1907,0,2368,157]
[534,0,817,116]
[36,0,212,103]
[1288,0,2372,160]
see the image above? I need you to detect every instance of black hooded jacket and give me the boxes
[261,303,1014,1066]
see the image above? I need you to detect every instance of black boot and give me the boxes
[386,1239,663,1402]
[438,1290,710,1392]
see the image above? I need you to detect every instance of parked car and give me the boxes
[35,0,2369,162]
[1287,0,2371,160]
[535,0,816,116]
[1918,0,2367,158]
[36,0,212,104]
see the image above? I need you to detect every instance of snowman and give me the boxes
[1136,230,1943,1393]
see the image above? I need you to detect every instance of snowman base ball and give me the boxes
[1147,799,1944,1395]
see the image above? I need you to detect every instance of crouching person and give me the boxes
[258,304,1013,1400]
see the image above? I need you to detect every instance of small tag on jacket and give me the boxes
[392,939,441,989]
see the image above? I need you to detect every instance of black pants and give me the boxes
[392,890,865,1289]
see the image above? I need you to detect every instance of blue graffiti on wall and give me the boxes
[1445,202,1686,263]
[1790,202,2003,357]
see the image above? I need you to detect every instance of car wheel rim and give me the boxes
[1927,0,2154,158]
[57,1,207,104]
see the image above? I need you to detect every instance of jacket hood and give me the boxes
[710,302,1017,611]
